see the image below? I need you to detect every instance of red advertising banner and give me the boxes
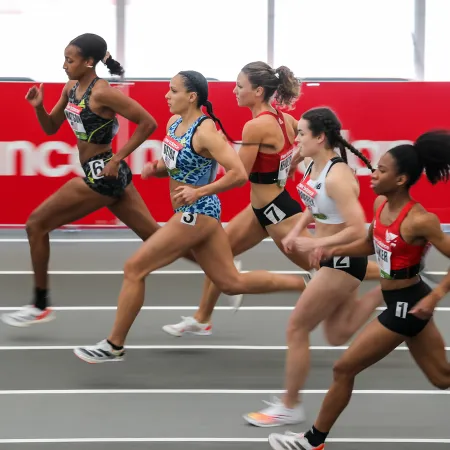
[1,80,449,227]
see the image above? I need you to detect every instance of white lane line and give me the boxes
[0,389,447,395]
[0,438,449,444]
[0,270,445,275]
[1,305,450,312]
[0,345,448,351]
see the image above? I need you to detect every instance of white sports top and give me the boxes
[296,157,345,224]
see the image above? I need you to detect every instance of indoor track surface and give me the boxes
[0,228,449,449]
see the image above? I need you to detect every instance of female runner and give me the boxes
[2,33,159,327]
[73,70,307,363]
[268,130,450,450]
[244,107,384,426]
[162,62,380,337]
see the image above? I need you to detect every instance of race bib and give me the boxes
[374,238,392,279]
[296,179,319,214]
[162,136,183,171]
[64,103,87,139]
[87,158,106,180]
[277,148,294,188]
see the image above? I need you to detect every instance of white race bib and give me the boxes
[162,136,183,171]
[263,203,286,224]
[277,148,294,187]
[296,180,319,215]
[64,103,87,139]
[374,238,392,279]
[87,159,105,180]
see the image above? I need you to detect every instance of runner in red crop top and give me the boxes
[269,131,450,450]
[373,199,430,280]
[248,108,295,185]
[162,61,315,338]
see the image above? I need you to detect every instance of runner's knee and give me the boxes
[426,372,450,390]
[333,356,359,380]
[214,273,242,296]
[323,323,352,346]
[123,256,147,282]
[26,211,48,236]
[286,313,310,344]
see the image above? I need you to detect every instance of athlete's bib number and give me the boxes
[181,212,197,226]
[333,256,350,269]
[162,136,183,171]
[88,159,105,180]
[374,239,392,279]
[263,203,286,224]
[64,103,87,139]
[277,149,294,188]
[296,180,319,215]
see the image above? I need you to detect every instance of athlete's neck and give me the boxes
[250,103,276,118]
[311,149,337,174]
[180,109,203,127]
[385,190,412,212]
[76,72,98,93]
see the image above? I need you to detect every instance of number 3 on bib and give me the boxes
[181,212,197,226]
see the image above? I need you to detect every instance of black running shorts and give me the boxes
[378,278,432,337]
[319,256,368,282]
[82,151,132,198]
[252,190,303,228]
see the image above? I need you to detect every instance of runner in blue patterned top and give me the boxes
[73,70,308,364]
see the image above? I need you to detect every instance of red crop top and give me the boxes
[373,200,430,279]
[248,109,294,187]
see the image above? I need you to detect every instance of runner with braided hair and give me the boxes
[243,106,384,427]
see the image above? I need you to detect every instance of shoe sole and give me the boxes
[243,415,305,428]
[73,349,125,364]
[162,326,212,337]
[1,313,55,328]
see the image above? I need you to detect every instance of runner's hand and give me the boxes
[173,186,200,205]
[281,234,297,254]
[142,161,159,179]
[293,236,318,253]
[99,159,120,178]
[25,84,44,108]
[409,294,437,320]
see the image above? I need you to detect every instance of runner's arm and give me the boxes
[93,86,157,162]
[238,120,262,175]
[194,122,247,197]
[33,82,72,135]
[329,221,375,257]
[327,196,386,256]
[413,212,450,304]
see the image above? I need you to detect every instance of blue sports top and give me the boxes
[162,115,218,185]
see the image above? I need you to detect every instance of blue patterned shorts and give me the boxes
[175,194,221,222]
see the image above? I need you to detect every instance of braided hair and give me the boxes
[302,107,374,172]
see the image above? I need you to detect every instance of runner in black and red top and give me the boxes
[268,130,450,450]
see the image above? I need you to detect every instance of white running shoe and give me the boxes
[162,316,212,337]
[269,431,325,450]
[243,396,306,427]
[74,339,125,364]
[1,305,55,327]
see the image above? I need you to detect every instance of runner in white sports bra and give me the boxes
[244,106,384,427]
[298,157,346,224]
